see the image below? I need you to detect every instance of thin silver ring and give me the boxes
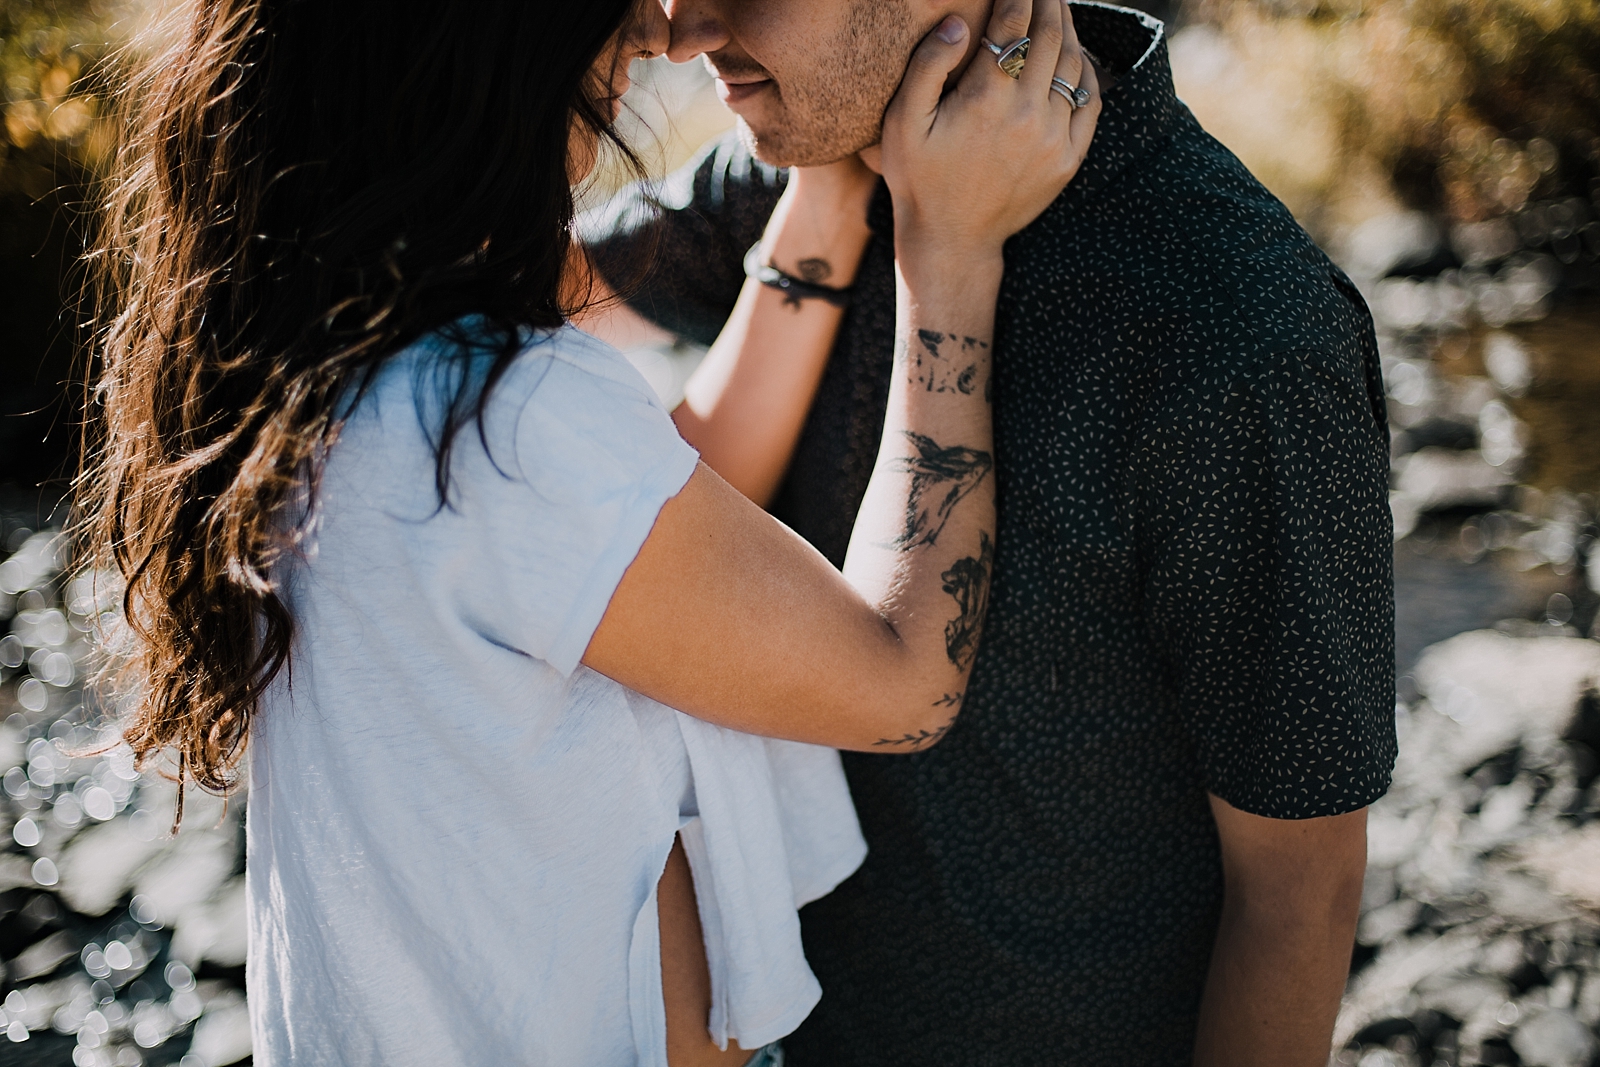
[980,35,1030,79]
[1051,76,1091,109]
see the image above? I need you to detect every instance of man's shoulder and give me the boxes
[578,131,789,346]
[1020,108,1374,384]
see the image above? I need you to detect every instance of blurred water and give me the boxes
[0,498,245,1067]
[0,484,1593,1067]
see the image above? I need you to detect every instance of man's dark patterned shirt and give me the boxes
[584,5,1396,1062]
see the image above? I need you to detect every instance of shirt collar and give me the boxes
[1054,2,1178,205]
[1074,1,1166,77]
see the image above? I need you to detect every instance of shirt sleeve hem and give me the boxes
[1206,770,1393,821]
[541,443,700,676]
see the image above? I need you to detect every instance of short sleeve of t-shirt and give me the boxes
[441,327,700,676]
[1135,347,1397,819]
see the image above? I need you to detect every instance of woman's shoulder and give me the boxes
[355,321,692,496]
[483,324,693,486]
[380,320,664,417]
[508,323,668,413]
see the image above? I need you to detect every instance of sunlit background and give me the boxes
[1,0,1597,1063]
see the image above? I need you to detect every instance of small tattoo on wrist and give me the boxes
[796,257,833,284]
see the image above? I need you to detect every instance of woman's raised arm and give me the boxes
[669,158,877,508]
[583,0,1099,751]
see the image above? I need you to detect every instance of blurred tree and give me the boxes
[0,0,122,498]
[1181,0,1600,494]
[1187,0,1600,240]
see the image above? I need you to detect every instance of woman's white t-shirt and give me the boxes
[246,325,867,1066]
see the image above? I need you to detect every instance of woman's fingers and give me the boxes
[894,15,970,123]
[877,0,1101,254]
[1017,0,1066,95]
[1063,50,1102,159]
[1050,6,1088,109]
[977,0,1036,85]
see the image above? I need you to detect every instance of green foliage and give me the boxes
[1190,0,1600,216]
[0,0,120,178]
[0,0,125,492]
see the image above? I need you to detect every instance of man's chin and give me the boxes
[734,116,876,170]
[734,118,788,168]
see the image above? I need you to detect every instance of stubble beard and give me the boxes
[739,0,918,168]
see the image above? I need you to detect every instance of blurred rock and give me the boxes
[1405,632,1600,785]
[1480,865,1575,927]
[1344,212,1442,280]
[0,851,36,891]
[1419,974,1511,1023]
[131,830,235,929]
[1360,899,1423,945]
[8,976,75,1032]
[54,816,171,916]
[1518,826,1600,912]
[169,877,246,968]
[1484,332,1536,397]
[1510,1008,1598,1067]
[187,991,250,1067]
[1392,448,1511,512]
[1455,219,1522,269]
[1340,925,1487,1044]
[10,931,76,982]
[0,522,248,1065]
[1336,627,1600,1061]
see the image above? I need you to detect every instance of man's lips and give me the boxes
[712,76,773,106]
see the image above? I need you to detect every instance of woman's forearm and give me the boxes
[582,253,1003,753]
[673,164,875,506]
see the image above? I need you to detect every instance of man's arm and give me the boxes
[577,136,875,506]
[578,132,787,347]
[1192,795,1366,1067]
[670,159,876,505]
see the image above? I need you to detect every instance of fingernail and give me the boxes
[936,16,966,44]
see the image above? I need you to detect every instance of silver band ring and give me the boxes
[1050,76,1091,109]
[980,35,1030,78]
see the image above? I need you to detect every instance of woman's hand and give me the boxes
[879,0,1100,271]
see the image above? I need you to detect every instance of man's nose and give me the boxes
[660,0,731,63]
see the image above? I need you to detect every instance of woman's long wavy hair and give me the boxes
[80,0,647,820]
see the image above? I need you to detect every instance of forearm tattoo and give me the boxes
[890,432,993,550]
[874,713,957,750]
[902,330,989,395]
[942,530,995,670]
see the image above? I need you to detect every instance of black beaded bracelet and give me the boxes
[742,241,854,309]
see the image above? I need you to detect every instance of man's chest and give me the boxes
[773,236,1187,575]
